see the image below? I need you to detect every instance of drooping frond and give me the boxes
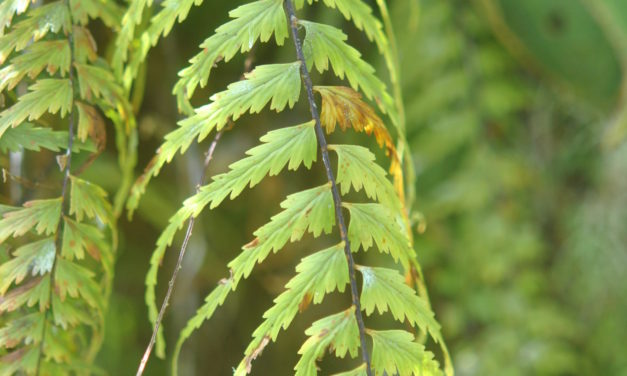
[129,1,448,375]
[0,0,135,372]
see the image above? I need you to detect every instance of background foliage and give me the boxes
[1,0,626,375]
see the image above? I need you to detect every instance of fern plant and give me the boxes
[122,0,451,375]
[0,0,135,374]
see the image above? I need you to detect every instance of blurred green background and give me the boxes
[81,0,627,374]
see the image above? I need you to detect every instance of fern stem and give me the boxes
[136,129,224,376]
[284,1,373,374]
[35,4,78,374]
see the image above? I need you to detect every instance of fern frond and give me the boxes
[133,1,448,374]
[127,62,302,215]
[0,0,135,372]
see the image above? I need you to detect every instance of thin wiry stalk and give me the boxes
[36,2,78,374]
[136,51,256,376]
[136,129,223,376]
[283,1,373,374]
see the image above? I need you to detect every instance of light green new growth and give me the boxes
[126,62,302,215]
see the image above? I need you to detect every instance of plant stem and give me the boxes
[283,1,372,374]
[36,4,77,374]
[136,129,223,376]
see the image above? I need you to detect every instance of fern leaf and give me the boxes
[316,85,404,199]
[294,308,360,376]
[51,295,96,328]
[0,199,62,243]
[228,184,335,281]
[0,313,44,348]
[0,1,70,63]
[0,275,50,313]
[344,202,413,268]
[0,79,72,137]
[356,266,442,341]
[112,0,150,75]
[0,0,34,36]
[300,20,394,117]
[127,62,302,215]
[196,121,317,210]
[69,176,113,224]
[74,63,129,117]
[173,0,288,110]
[0,238,55,295]
[234,243,349,374]
[297,0,387,53]
[145,0,200,41]
[61,217,105,261]
[54,259,102,309]
[115,0,203,88]
[0,123,95,153]
[72,26,98,64]
[329,144,399,210]
[70,0,123,29]
[0,40,70,92]
[368,329,442,376]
